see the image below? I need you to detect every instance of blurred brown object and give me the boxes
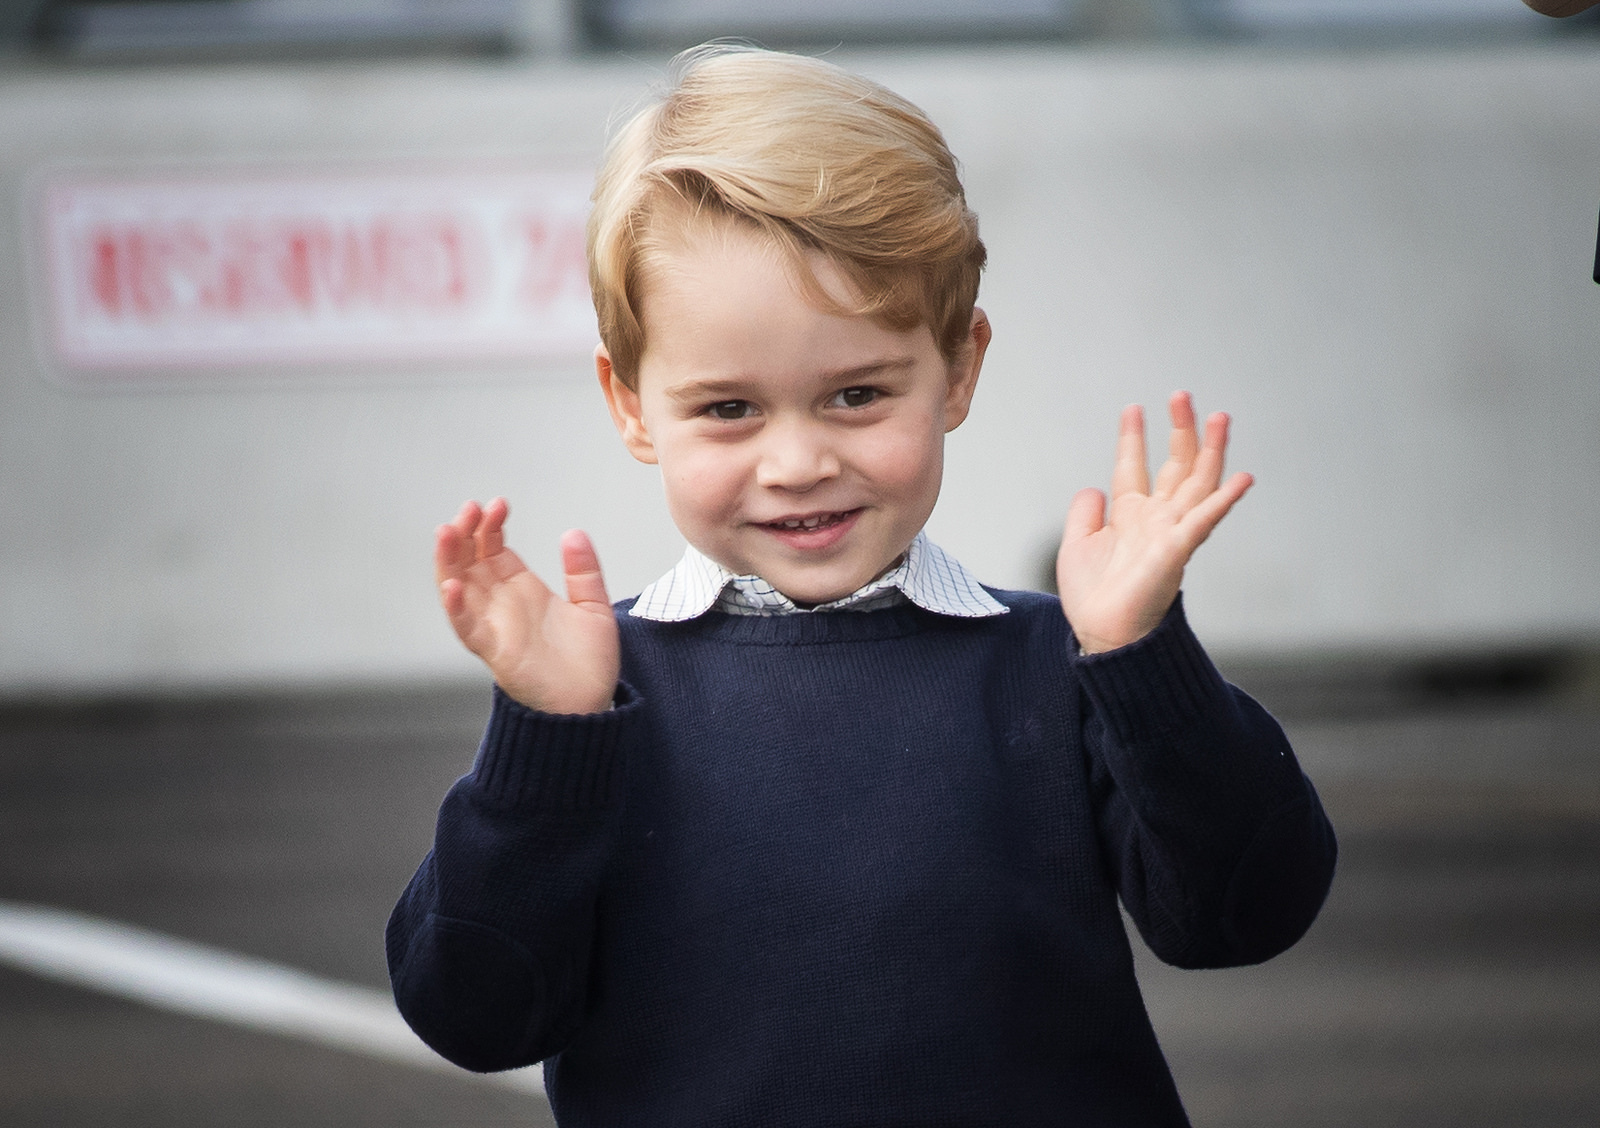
[1523,0,1600,15]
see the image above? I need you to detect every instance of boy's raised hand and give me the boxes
[1057,392,1253,655]
[435,498,620,714]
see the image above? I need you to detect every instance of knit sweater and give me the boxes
[387,591,1337,1127]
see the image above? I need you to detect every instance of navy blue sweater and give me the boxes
[387,591,1336,1126]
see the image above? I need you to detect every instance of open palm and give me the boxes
[435,498,620,714]
[1057,392,1252,654]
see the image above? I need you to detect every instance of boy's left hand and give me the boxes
[1057,391,1253,654]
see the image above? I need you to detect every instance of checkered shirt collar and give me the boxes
[629,531,1007,621]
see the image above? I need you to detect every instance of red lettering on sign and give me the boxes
[517,217,590,308]
[79,215,486,322]
[45,170,599,371]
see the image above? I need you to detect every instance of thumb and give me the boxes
[1063,487,1107,545]
[560,529,612,609]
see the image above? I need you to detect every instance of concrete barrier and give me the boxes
[2,44,1596,693]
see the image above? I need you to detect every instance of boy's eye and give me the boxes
[832,387,878,408]
[706,400,753,420]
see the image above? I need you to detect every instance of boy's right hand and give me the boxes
[435,498,620,715]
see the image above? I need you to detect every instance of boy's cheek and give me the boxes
[659,455,741,518]
[862,427,945,493]
[660,442,736,483]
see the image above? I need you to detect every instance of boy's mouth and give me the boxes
[757,508,863,550]
[764,509,857,531]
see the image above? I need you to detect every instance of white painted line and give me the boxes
[0,900,545,1096]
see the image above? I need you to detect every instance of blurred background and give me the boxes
[1,0,1598,1124]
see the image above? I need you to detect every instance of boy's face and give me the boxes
[599,221,988,605]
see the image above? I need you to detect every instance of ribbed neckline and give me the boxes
[615,594,1016,647]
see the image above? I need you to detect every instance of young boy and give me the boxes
[388,46,1336,1127]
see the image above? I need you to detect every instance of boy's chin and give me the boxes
[765,559,906,607]
[776,587,852,609]
[762,575,855,607]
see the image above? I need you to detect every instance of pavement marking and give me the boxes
[0,900,545,1096]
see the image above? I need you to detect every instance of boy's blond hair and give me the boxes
[588,46,986,389]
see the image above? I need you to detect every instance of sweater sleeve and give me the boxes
[385,682,642,1072]
[1073,597,1337,969]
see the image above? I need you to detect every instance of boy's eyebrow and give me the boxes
[662,358,919,405]
[662,378,752,405]
[825,356,918,382]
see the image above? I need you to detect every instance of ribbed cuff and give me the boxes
[468,682,641,811]
[1072,595,1231,743]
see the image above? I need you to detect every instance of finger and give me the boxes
[435,510,487,585]
[1178,470,1253,547]
[560,529,612,609]
[1153,390,1199,498]
[1063,487,1107,544]
[1110,404,1149,499]
[450,499,484,541]
[476,497,510,560]
[439,500,483,570]
[439,570,503,658]
[1175,411,1232,508]
[434,524,463,586]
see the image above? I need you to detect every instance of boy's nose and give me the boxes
[754,421,841,492]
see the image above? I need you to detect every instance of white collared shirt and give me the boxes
[629,531,1008,621]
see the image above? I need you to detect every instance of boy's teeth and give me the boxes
[779,513,836,529]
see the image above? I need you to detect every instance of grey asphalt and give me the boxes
[1,662,1596,1127]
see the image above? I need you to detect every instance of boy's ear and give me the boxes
[943,308,991,433]
[596,345,659,465]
